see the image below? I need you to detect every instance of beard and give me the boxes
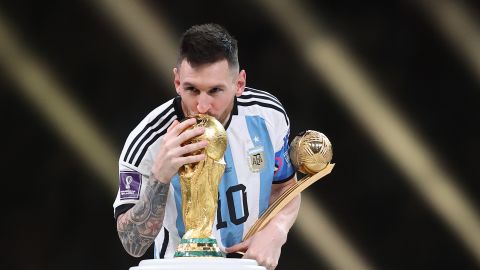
[182,101,234,126]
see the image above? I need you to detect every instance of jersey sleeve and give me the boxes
[112,163,150,219]
[269,98,295,183]
[112,98,179,219]
[272,129,295,183]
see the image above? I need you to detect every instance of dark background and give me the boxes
[1,0,479,269]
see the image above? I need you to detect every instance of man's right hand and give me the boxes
[151,118,208,184]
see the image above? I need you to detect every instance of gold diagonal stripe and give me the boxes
[92,0,178,88]
[257,0,480,265]
[0,12,118,192]
[418,0,480,86]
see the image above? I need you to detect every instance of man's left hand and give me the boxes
[225,224,287,270]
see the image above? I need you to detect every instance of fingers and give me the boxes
[167,120,180,132]
[177,140,208,156]
[152,117,207,182]
[244,253,277,270]
[166,118,206,147]
[235,235,279,270]
[168,118,197,136]
[176,126,205,145]
[174,152,206,166]
[164,118,208,164]
[225,239,250,253]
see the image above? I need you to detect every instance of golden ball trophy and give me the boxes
[243,130,334,240]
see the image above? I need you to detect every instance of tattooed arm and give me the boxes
[116,118,208,257]
[116,173,170,257]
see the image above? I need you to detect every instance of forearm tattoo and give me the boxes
[117,174,170,257]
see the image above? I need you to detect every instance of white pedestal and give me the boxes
[130,258,266,270]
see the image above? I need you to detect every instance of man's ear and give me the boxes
[235,70,246,97]
[173,67,180,94]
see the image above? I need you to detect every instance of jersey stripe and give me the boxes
[242,87,284,108]
[245,87,281,104]
[131,112,177,167]
[172,174,185,238]
[237,100,289,126]
[218,143,243,248]
[238,93,283,108]
[228,118,259,238]
[122,103,174,163]
[159,228,169,258]
[245,116,274,218]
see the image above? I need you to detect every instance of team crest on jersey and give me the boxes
[119,171,142,200]
[247,145,265,172]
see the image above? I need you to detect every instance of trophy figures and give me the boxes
[174,114,227,258]
[243,130,334,240]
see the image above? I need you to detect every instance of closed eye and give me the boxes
[208,87,223,95]
[185,86,200,94]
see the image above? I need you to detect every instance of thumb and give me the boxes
[225,239,251,253]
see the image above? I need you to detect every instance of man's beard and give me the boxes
[182,100,234,126]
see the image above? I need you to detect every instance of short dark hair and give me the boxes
[177,23,239,70]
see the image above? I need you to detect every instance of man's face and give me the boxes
[174,59,246,125]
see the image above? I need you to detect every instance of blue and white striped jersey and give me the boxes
[113,87,295,258]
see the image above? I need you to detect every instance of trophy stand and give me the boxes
[130,258,266,270]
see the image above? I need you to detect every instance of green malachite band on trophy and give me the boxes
[174,238,225,258]
[174,250,224,257]
[179,238,219,244]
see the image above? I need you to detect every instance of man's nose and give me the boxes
[196,93,212,114]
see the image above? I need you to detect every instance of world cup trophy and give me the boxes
[174,114,227,258]
[243,130,334,240]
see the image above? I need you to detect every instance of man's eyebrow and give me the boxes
[182,82,228,89]
[209,84,227,89]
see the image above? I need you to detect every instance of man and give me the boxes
[113,23,300,270]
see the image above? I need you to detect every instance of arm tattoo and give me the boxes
[117,174,170,257]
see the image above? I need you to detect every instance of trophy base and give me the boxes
[174,238,224,257]
[130,258,266,270]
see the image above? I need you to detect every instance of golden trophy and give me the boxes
[243,130,334,240]
[174,114,227,258]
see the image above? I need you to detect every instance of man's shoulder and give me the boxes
[143,97,179,124]
[132,96,183,133]
[237,87,289,127]
[119,97,180,168]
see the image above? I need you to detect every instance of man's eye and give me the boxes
[209,88,222,94]
[185,87,199,93]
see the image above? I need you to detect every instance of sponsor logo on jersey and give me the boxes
[120,171,142,200]
[247,145,265,172]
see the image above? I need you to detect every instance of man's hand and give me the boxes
[151,118,208,183]
[225,224,287,270]
[226,177,300,270]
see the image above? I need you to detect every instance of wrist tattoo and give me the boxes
[117,174,170,257]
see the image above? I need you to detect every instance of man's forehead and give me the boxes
[178,58,230,72]
[178,59,235,84]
